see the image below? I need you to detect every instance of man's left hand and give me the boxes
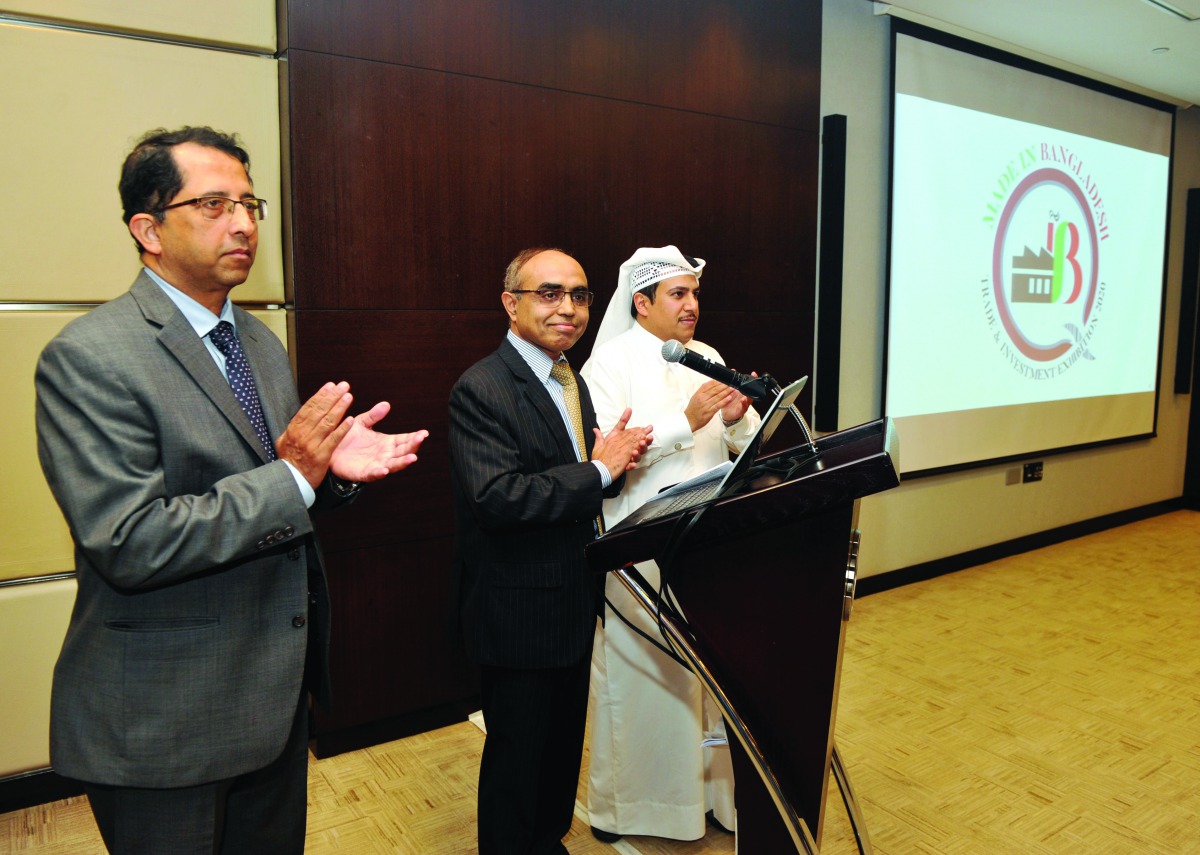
[329,401,430,482]
[721,373,755,425]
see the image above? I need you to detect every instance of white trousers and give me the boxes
[586,561,736,840]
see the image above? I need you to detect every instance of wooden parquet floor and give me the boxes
[3,509,1197,853]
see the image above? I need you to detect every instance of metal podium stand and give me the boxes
[587,418,899,853]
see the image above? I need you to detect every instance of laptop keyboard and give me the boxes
[638,479,722,521]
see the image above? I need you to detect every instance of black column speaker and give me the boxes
[1175,188,1200,394]
[815,114,847,432]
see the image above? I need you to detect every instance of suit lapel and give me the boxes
[130,274,274,464]
[497,339,577,463]
[577,373,599,459]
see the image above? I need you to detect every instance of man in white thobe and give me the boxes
[581,246,760,842]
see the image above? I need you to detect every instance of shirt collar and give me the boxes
[144,266,235,337]
[630,322,676,361]
[506,329,565,380]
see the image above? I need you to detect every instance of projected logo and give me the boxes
[985,160,1105,377]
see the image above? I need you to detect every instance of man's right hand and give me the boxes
[276,381,356,489]
[685,380,737,432]
[592,407,653,480]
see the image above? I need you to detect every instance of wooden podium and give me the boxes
[586,418,899,853]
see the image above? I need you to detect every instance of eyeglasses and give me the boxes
[510,287,595,307]
[160,195,269,221]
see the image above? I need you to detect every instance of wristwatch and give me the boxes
[329,476,361,497]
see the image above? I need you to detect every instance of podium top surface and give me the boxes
[587,417,899,572]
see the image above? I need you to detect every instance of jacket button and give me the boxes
[283,525,295,537]
[288,549,300,560]
[292,615,306,628]
[673,442,683,450]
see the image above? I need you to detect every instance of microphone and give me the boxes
[661,340,773,401]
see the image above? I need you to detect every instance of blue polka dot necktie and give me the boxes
[209,321,277,461]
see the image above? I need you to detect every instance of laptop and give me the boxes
[611,375,809,529]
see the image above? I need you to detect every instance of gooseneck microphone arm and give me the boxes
[760,373,819,454]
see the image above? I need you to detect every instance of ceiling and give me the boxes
[872,0,1200,107]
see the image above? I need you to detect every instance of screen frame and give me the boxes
[882,19,1176,479]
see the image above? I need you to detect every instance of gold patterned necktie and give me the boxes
[550,360,605,535]
[549,360,588,461]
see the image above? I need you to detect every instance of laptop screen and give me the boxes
[708,375,808,500]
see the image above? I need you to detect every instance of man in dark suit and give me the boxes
[34,126,428,854]
[448,248,652,854]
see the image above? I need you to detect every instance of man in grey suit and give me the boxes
[34,126,428,854]
[448,248,652,854]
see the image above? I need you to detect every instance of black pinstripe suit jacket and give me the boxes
[448,337,622,669]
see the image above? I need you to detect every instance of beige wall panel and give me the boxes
[1,312,82,581]
[2,307,288,583]
[249,306,290,347]
[0,22,283,304]
[0,0,275,53]
[0,578,75,777]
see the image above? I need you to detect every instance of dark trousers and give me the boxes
[83,694,310,855]
[477,652,593,855]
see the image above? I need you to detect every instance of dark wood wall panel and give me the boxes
[283,0,819,130]
[288,49,817,314]
[294,309,503,553]
[284,0,823,745]
[317,537,477,733]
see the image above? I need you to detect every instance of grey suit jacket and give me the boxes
[448,338,622,669]
[35,271,335,788]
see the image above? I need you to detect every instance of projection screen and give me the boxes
[884,24,1173,476]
